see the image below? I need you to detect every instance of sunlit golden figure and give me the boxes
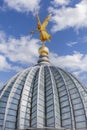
[31,14,51,43]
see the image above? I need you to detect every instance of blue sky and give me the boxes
[0,0,87,88]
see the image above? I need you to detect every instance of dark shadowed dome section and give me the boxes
[0,64,87,130]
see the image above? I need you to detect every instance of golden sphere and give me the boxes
[38,46,49,55]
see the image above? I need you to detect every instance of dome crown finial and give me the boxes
[38,45,49,55]
[38,45,50,65]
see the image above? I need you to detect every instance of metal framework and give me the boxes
[0,65,87,130]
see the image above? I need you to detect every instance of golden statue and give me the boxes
[31,14,51,43]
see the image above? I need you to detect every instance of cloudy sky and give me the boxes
[0,0,87,88]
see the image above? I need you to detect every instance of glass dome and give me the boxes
[0,46,87,130]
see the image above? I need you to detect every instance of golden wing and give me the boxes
[41,14,51,29]
[36,14,41,27]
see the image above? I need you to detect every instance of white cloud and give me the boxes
[49,0,87,32]
[66,36,87,47]
[80,36,87,43]
[0,54,22,72]
[4,0,41,14]
[0,31,6,42]
[0,55,11,71]
[50,51,87,73]
[51,0,70,6]
[67,41,78,47]
[0,31,40,71]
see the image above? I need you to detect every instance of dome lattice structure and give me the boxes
[0,46,87,130]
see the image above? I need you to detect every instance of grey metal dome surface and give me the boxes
[0,45,87,130]
[0,64,87,130]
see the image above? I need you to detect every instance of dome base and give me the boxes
[17,127,70,130]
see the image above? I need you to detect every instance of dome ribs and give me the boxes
[44,66,60,128]
[2,68,31,130]
[0,74,19,130]
[69,73,87,129]
[17,66,39,129]
[58,69,75,129]
[60,69,87,130]
[50,66,74,129]
[30,66,45,128]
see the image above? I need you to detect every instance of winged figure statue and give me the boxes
[31,14,51,43]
